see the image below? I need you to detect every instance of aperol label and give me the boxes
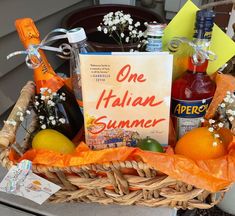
[80,52,173,149]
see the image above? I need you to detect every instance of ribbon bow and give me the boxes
[168,37,217,65]
[7,28,73,69]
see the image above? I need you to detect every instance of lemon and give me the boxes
[137,137,163,152]
[32,129,75,154]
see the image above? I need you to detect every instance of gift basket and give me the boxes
[0,0,235,210]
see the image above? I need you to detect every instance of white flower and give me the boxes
[226,109,233,114]
[137,44,141,48]
[224,97,229,103]
[61,93,65,96]
[59,118,66,124]
[5,120,17,126]
[229,98,234,104]
[214,134,220,138]
[128,25,133,31]
[212,141,218,147]
[229,116,234,122]
[108,21,113,26]
[128,19,133,25]
[103,28,108,34]
[41,124,46,129]
[47,89,52,94]
[47,100,55,107]
[120,33,124,38]
[113,18,119,25]
[123,14,131,20]
[19,116,24,122]
[51,120,56,125]
[208,119,215,124]
[41,95,46,100]
[144,22,148,26]
[39,116,45,120]
[134,21,140,27]
[26,110,31,115]
[120,17,125,23]
[40,87,48,94]
[49,116,54,120]
[218,122,224,128]
[16,111,23,116]
[220,103,226,108]
[132,30,137,34]
[125,37,129,43]
[112,26,117,31]
[138,30,143,37]
[208,127,214,132]
[35,101,40,106]
[60,96,66,101]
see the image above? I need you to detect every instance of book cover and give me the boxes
[80,52,173,150]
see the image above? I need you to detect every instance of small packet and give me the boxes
[0,160,61,205]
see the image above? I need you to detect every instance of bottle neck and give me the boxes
[33,50,64,94]
[188,57,208,73]
[15,18,64,94]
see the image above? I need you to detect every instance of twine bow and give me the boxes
[7,28,73,69]
[168,37,217,65]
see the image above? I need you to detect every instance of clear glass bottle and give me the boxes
[146,23,166,52]
[67,28,95,113]
[171,10,216,139]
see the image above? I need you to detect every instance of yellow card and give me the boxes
[163,0,235,76]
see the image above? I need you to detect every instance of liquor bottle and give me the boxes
[171,10,216,139]
[146,23,166,52]
[67,28,95,113]
[15,18,83,139]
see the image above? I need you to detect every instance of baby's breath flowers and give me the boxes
[34,88,66,130]
[202,91,235,145]
[97,11,147,51]
[4,106,31,127]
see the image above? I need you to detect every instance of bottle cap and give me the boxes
[67,27,87,43]
[15,18,41,48]
[147,23,166,36]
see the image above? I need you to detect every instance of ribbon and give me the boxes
[168,37,217,65]
[7,28,73,69]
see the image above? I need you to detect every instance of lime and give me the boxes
[137,137,163,152]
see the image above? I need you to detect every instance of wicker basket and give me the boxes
[0,81,226,209]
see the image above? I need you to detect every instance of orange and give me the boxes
[175,127,227,160]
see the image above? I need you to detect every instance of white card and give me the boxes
[0,163,61,205]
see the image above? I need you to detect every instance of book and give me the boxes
[80,52,173,150]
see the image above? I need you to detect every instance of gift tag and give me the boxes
[0,160,61,205]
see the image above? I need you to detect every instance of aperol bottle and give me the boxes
[15,18,84,139]
[171,10,216,139]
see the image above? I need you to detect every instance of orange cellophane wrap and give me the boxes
[13,73,235,192]
[18,137,235,193]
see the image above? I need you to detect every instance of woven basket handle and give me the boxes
[0,81,35,148]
